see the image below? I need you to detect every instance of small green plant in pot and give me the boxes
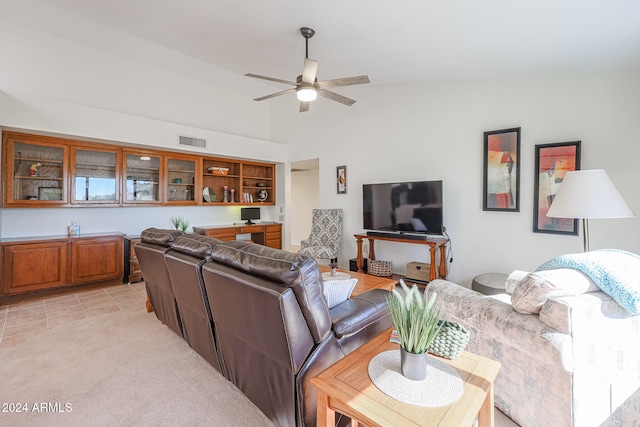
[170,216,190,232]
[387,279,442,380]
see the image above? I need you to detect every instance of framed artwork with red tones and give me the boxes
[533,141,581,234]
[483,127,521,212]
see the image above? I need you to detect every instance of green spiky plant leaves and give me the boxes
[387,279,442,354]
[170,216,190,232]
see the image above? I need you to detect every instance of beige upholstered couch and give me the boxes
[427,267,640,427]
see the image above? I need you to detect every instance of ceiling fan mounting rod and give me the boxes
[300,27,315,59]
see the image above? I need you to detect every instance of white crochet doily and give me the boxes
[321,271,351,281]
[367,350,463,407]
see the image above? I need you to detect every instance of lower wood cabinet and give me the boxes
[0,232,124,298]
[193,223,282,249]
[124,236,143,284]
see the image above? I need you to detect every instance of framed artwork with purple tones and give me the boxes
[483,127,521,212]
[533,141,581,234]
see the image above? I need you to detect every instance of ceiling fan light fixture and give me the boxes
[296,86,317,102]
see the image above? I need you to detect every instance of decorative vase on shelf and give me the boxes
[387,279,441,381]
[223,188,229,203]
[230,189,235,203]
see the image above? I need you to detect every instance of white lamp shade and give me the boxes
[296,86,317,102]
[547,169,635,219]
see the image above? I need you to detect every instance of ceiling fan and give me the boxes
[245,27,370,112]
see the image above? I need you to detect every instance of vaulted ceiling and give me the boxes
[4,0,640,98]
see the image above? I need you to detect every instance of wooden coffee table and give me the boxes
[319,266,397,297]
[311,328,501,427]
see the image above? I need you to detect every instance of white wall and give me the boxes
[290,167,320,246]
[272,71,640,285]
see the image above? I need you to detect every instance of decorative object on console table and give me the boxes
[387,280,442,380]
[483,127,521,212]
[368,259,392,277]
[546,169,635,252]
[533,141,581,235]
[336,165,347,194]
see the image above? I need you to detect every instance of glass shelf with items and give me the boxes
[166,157,197,204]
[8,140,68,204]
[124,152,161,203]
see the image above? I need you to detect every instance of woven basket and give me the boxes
[368,259,392,277]
[427,320,470,359]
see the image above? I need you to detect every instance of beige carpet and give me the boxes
[0,301,518,426]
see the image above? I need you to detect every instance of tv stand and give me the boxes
[355,233,448,281]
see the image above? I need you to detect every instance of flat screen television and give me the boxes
[241,207,260,225]
[362,180,444,235]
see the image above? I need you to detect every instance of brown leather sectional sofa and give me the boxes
[135,228,392,427]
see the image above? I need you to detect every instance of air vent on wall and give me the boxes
[178,135,207,149]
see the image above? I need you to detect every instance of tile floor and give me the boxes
[0,282,147,349]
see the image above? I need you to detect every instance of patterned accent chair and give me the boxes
[299,209,343,266]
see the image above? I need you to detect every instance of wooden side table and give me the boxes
[311,328,501,427]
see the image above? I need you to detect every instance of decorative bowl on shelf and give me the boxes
[208,167,229,175]
[257,189,268,202]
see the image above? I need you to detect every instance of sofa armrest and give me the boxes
[329,289,390,339]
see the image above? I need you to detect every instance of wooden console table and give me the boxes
[355,233,448,281]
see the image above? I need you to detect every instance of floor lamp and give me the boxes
[546,169,635,252]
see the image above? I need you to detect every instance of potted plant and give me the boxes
[387,279,442,380]
[170,216,190,232]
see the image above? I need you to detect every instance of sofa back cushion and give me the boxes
[170,235,222,261]
[208,240,331,343]
[140,227,183,247]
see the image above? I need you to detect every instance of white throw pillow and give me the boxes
[511,269,599,314]
[323,278,358,309]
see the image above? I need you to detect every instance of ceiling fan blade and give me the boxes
[301,58,318,84]
[317,89,356,106]
[253,88,297,101]
[245,73,298,86]
[316,75,370,89]
[299,101,310,113]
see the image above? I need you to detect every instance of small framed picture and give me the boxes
[533,141,581,234]
[483,127,521,212]
[38,187,63,201]
[337,165,347,194]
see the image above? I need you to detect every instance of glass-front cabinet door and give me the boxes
[124,151,162,204]
[72,147,120,204]
[166,156,198,204]
[5,138,68,206]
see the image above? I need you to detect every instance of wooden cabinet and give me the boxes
[71,236,124,285]
[1,241,68,295]
[166,155,199,205]
[0,233,125,298]
[193,223,282,249]
[3,134,69,207]
[265,224,282,248]
[124,236,143,284]
[2,131,276,207]
[123,150,162,204]
[202,158,275,205]
[71,145,121,205]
